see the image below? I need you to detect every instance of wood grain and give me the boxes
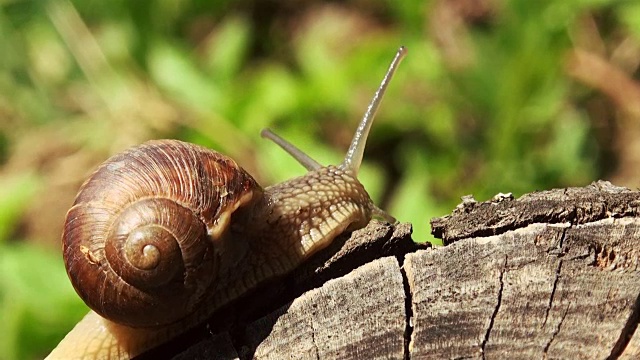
[138,181,640,359]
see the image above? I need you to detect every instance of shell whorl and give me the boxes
[62,140,260,328]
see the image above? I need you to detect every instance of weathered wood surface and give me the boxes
[139,181,640,359]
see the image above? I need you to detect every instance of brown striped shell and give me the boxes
[62,140,260,328]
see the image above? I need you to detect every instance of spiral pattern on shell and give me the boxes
[62,140,260,328]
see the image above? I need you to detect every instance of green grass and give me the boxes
[1,0,638,358]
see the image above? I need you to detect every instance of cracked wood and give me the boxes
[136,181,640,359]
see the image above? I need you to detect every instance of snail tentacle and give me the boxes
[260,128,323,171]
[341,46,407,174]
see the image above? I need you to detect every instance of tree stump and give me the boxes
[138,181,640,359]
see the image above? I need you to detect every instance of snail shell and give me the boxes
[63,140,260,327]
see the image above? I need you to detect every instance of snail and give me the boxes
[47,46,407,360]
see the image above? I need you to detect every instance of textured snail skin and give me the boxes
[46,311,175,359]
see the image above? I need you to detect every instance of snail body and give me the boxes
[48,46,406,359]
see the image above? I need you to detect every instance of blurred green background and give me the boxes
[2,0,640,358]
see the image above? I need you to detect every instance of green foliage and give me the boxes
[0,174,39,243]
[0,0,636,358]
[618,1,640,37]
[0,244,87,360]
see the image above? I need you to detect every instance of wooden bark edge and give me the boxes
[143,181,640,359]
